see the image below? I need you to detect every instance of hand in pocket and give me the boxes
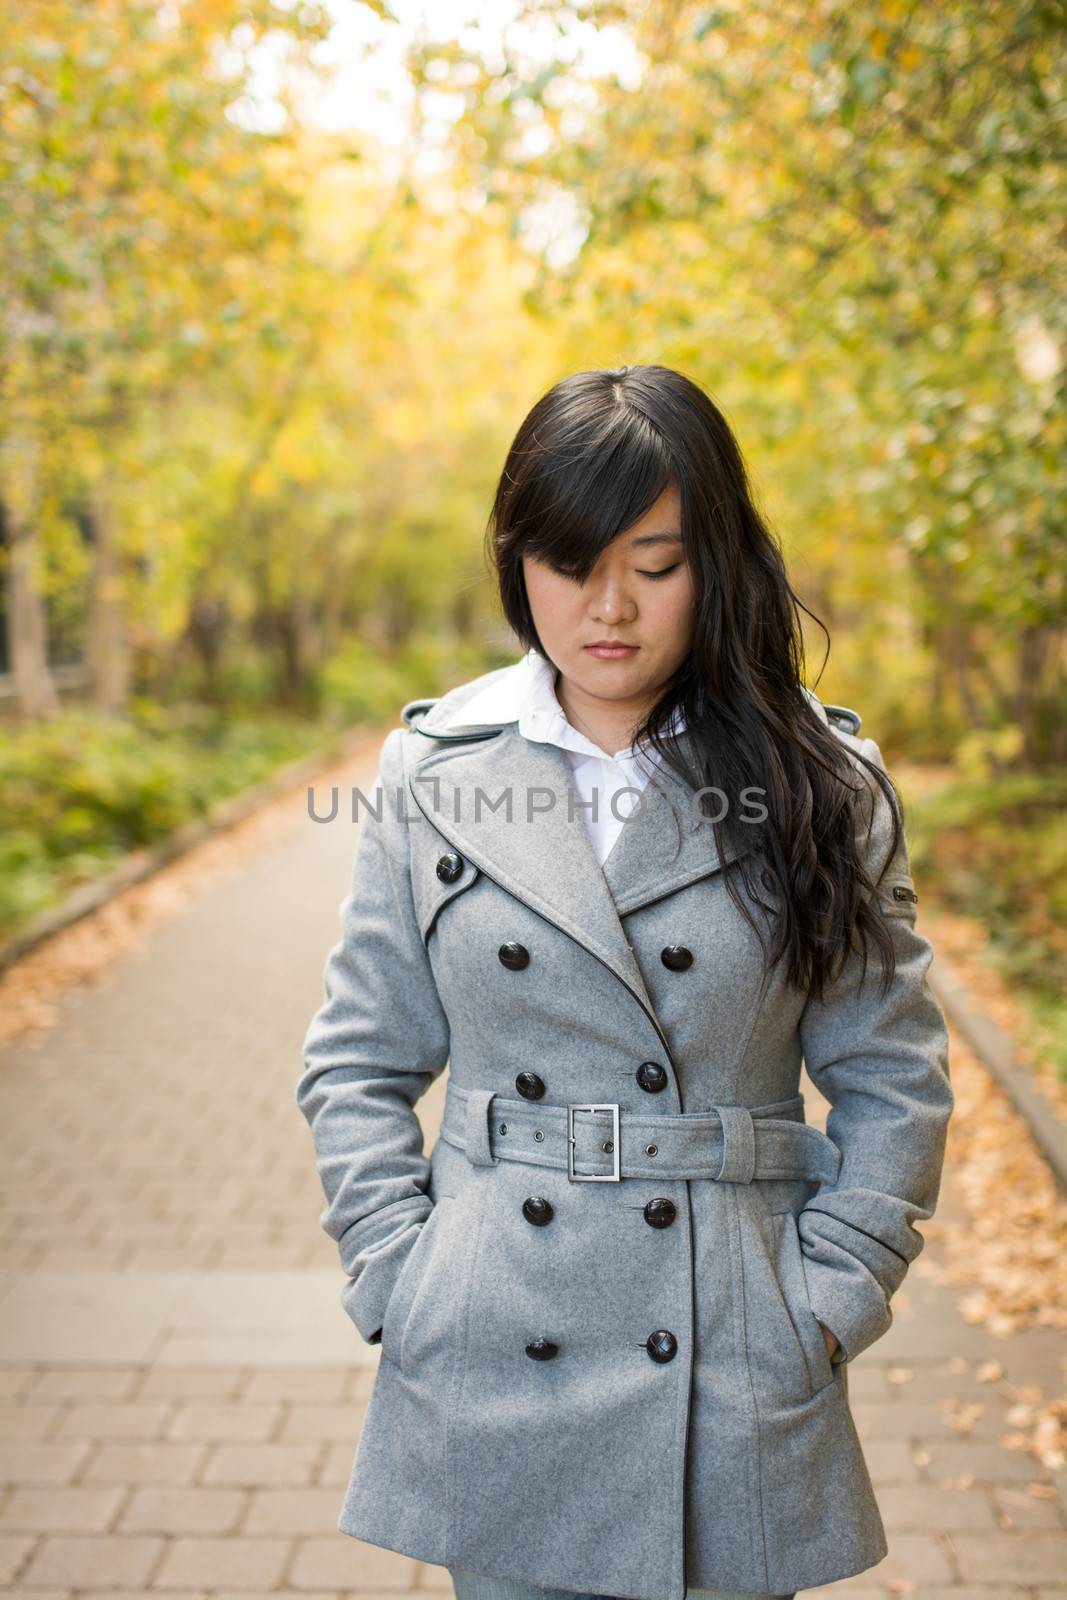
[818,1320,841,1361]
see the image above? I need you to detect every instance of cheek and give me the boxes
[651,575,696,647]
[525,569,580,638]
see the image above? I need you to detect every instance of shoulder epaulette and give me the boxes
[823,703,862,736]
[399,695,503,743]
[400,697,438,730]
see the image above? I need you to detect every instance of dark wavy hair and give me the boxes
[484,363,905,1004]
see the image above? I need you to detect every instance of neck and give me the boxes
[553,668,653,756]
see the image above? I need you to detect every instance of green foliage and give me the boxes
[317,634,514,725]
[906,767,1067,1079]
[0,706,324,941]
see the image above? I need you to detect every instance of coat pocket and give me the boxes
[751,1209,836,1403]
[378,1195,455,1373]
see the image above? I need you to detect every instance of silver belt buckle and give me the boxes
[567,1103,621,1181]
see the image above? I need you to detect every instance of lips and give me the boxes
[584,641,639,657]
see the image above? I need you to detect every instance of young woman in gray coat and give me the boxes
[297,364,954,1600]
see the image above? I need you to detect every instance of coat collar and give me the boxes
[403,667,831,1062]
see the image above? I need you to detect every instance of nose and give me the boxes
[587,573,637,626]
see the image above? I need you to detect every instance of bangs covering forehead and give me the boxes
[511,400,677,582]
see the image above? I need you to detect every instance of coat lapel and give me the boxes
[599,734,753,915]
[405,717,755,1060]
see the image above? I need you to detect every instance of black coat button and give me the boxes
[643,1198,677,1229]
[515,1071,546,1100]
[661,945,694,971]
[522,1197,554,1226]
[646,1330,678,1363]
[435,851,464,883]
[636,1061,668,1094]
[526,1338,559,1360]
[499,942,530,970]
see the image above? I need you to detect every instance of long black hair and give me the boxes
[484,363,905,1004]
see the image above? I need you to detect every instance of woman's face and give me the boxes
[521,481,696,715]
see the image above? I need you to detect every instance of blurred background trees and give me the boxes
[1,0,1064,1045]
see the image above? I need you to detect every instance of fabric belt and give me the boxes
[439,1079,841,1185]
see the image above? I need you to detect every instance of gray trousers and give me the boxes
[450,1568,796,1600]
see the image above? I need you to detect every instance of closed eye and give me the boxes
[639,564,682,580]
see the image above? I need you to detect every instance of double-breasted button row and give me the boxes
[509,1064,668,1102]
[512,1063,669,1099]
[521,1194,674,1229]
[497,942,694,972]
[524,1331,678,1363]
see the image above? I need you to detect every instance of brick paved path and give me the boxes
[1,746,1064,1598]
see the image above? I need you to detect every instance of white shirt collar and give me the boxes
[454,648,685,769]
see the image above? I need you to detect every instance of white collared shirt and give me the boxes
[452,648,685,868]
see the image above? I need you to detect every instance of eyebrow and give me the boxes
[629,531,683,549]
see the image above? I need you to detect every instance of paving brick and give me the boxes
[166,1405,281,1445]
[883,1370,1015,1404]
[55,1404,172,1442]
[859,1437,921,1483]
[21,1535,164,1588]
[0,1589,71,1600]
[0,1370,34,1400]
[0,1486,125,1533]
[860,1532,954,1584]
[242,1489,349,1537]
[151,1535,291,1590]
[415,1560,453,1592]
[992,1483,1067,1530]
[278,1404,365,1444]
[288,1535,418,1590]
[32,1246,130,1269]
[203,1443,322,1488]
[888,1590,1036,1599]
[241,1370,349,1403]
[26,1370,140,1402]
[83,1443,207,1486]
[0,1405,61,1441]
[915,1438,1049,1482]
[118,1487,247,1534]
[852,1397,1015,1439]
[216,1593,338,1600]
[317,1444,355,1486]
[73,1593,205,1600]
[0,1443,90,1486]
[0,1535,38,1584]
[135,1370,244,1401]
[800,1589,884,1599]
[876,1482,999,1531]
[953,1532,1067,1584]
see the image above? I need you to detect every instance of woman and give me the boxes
[296,365,954,1600]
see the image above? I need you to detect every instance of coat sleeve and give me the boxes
[797,735,954,1365]
[296,726,451,1347]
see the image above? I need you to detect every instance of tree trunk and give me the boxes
[85,482,130,713]
[0,417,60,719]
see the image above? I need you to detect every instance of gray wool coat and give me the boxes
[296,666,954,1600]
